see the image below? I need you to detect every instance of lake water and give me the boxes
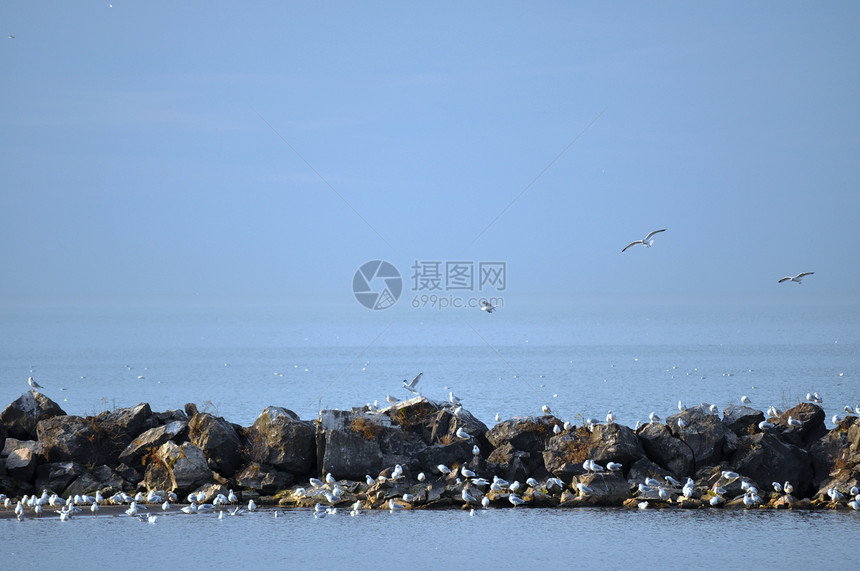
[1,297,858,567]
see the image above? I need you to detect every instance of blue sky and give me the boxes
[2,1,858,308]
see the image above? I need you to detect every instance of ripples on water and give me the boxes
[3,507,857,569]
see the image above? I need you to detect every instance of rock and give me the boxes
[667,406,738,469]
[143,441,215,496]
[774,402,827,446]
[247,407,315,475]
[627,457,676,489]
[2,438,43,458]
[486,415,558,478]
[37,415,108,465]
[188,412,243,477]
[90,403,154,458]
[235,462,295,495]
[722,404,765,437]
[114,463,143,491]
[34,462,86,494]
[0,391,66,440]
[729,433,814,497]
[485,443,531,483]
[543,423,644,482]
[65,465,124,497]
[317,408,433,480]
[118,420,189,469]
[636,422,695,477]
[808,415,860,488]
[414,441,474,475]
[572,472,630,505]
[6,446,38,482]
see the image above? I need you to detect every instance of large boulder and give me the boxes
[234,462,294,495]
[486,415,559,478]
[315,409,425,480]
[722,404,766,437]
[808,415,860,488]
[729,433,814,498]
[543,423,644,481]
[2,438,42,457]
[0,391,66,440]
[34,462,86,494]
[64,465,124,497]
[667,406,738,469]
[773,402,827,446]
[188,413,243,477]
[142,441,215,496]
[37,415,108,465]
[636,422,695,477]
[118,420,188,469]
[6,446,38,482]
[247,407,315,475]
[90,403,154,460]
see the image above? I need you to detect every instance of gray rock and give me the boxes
[143,441,215,496]
[37,415,107,465]
[0,391,66,440]
[118,420,189,468]
[34,462,86,494]
[637,422,695,477]
[90,403,154,458]
[234,462,295,494]
[773,402,827,446]
[2,438,43,458]
[247,407,315,475]
[722,404,765,437]
[6,446,38,482]
[667,405,738,469]
[65,465,124,497]
[730,432,814,497]
[486,415,559,477]
[808,415,860,488]
[188,413,243,477]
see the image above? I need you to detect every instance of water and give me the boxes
[1,298,858,566]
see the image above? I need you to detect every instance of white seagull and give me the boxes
[778,272,814,284]
[455,427,470,440]
[741,395,752,405]
[480,300,495,313]
[541,404,552,415]
[28,376,43,390]
[402,372,422,394]
[621,229,666,252]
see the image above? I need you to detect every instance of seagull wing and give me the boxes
[778,277,792,283]
[645,229,666,240]
[796,272,814,279]
[407,372,422,388]
[622,240,643,252]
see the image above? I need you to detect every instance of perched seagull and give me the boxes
[741,395,752,405]
[787,416,802,427]
[649,412,661,424]
[541,404,552,415]
[553,424,561,434]
[494,412,501,422]
[778,272,814,284]
[606,410,616,424]
[402,372,422,394]
[709,404,719,415]
[449,392,461,406]
[759,421,774,430]
[678,401,685,412]
[621,229,666,252]
[455,427,470,440]
[28,376,43,390]
[386,394,399,405]
[480,300,495,313]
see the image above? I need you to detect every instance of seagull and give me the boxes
[508,494,525,506]
[386,394,399,405]
[8,35,14,39]
[606,410,616,424]
[778,272,814,284]
[494,412,501,422]
[449,392,461,406]
[606,462,622,472]
[649,412,661,424]
[576,483,594,496]
[28,376,43,390]
[709,404,719,415]
[759,421,774,430]
[772,482,782,493]
[455,427,470,440]
[787,416,802,427]
[472,445,480,455]
[462,489,477,504]
[480,300,495,313]
[437,464,452,474]
[678,401,685,412]
[621,229,666,252]
[541,404,552,415]
[741,395,752,405]
[402,372,422,394]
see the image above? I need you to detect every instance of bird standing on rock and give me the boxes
[28,376,43,390]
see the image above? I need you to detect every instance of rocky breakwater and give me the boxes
[1,391,859,513]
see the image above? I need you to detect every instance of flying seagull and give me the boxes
[622,229,666,252]
[28,376,43,390]
[778,272,814,284]
[480,300,495,313]
[402,372,422,394]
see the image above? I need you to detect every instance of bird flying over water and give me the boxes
[622,229,666,252]
[778,272,814,284]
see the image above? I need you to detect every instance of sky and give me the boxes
[2,1,858,310]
